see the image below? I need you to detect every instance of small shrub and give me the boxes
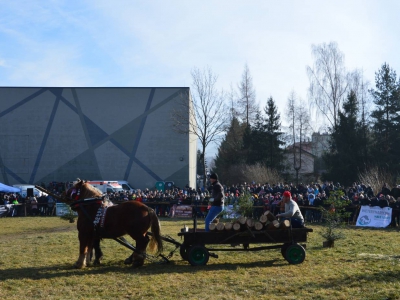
[60,206,77,223]
[319,190,351,243]
[233,191,254,218]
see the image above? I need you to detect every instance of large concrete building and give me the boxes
[0,87,197,190]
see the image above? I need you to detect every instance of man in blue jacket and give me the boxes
[205,173,224,231]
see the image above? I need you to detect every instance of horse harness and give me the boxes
[69,189,155,233]
[69,187,111,232]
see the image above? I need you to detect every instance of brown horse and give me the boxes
[65,179,163,268]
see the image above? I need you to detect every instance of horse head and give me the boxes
[66,179,103,202]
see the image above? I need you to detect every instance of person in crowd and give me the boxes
[205,173,224,232]
[388,196,397,227]
[30,196,38,216]
[394,197,400,227]
[276,191,305,228]
[47,195,55,216]
[10,196,19,217]
[38,194,47,216]
[305,192,314,222]
[371,195,380,207]
[381,183,391,196]
[378,194,389,208]
[360,194,371,206]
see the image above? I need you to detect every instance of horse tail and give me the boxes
[148,209,163,255]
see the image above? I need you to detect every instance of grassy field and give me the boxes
[1,216,400,300]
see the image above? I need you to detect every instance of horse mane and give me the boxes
[74,180,103,199]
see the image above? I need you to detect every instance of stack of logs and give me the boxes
[209,210,290,231]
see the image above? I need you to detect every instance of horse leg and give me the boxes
[74,232,92,269]
[85,239,95,267]
[131,233,150,268]
[92,238,103,266]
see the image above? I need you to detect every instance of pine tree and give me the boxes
[214,116,247,183]
[323,90,369,185]
[370,63,400,174]
[263,97,285,170]
[242,111,266,165]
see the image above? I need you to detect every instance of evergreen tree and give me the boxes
[370,63,400,174]
[242,111,267,165]
[323,90,369,185]
[214,116,247,183]
[263,97,285,170]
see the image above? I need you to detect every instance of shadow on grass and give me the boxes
[0,258,286,281]
[311,268,400,290]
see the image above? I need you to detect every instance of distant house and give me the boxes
[311,132,330,174]
[284,132,330,179]
[284,141,315,176]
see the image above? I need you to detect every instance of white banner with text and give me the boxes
[356,205,392,228]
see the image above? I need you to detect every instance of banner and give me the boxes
[174,205,192,218]
[223,205,240,219]
[356,206,392,228]
[56,203,77,217]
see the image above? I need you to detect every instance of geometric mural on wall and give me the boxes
[0,87,190,187]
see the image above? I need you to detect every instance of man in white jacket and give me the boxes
[276,191,305,228]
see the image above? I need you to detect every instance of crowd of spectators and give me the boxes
[1,181,400,226]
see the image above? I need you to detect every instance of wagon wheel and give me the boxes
[285,244,306,264]
[280,243,291,259]
[180,245,189,260]
[187,245,209,266]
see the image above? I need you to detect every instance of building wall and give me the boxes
[284,148,315,175]
[311,132,330,158]
[0,87,196,189]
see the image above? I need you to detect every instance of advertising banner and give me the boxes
[356,206,392,228]
[56,203,77,216]
[174,205,192,218]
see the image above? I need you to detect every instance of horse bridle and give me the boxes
[68,186,106,224]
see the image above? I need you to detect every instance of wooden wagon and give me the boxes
[176,225,313,266]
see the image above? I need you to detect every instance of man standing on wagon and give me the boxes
[276,191,305,228]
[205,173,225,231]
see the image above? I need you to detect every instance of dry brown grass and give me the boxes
[1,217,400,299]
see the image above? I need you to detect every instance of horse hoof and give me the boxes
[93,259,101,266]
[124,256,133,265]
[74,262,85,269]
[132,261,144,268]
[124,258,133,265]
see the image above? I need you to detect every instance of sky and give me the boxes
[1,0,400,158]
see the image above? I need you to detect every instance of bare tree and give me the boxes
[172,66,228,188]
[237,63,258,126]
[286,90,312,184]
[223,163,283,186]
[307,42,350,129]
[358,166,394,195]
[228,83,239,121]
[348,69,373,126]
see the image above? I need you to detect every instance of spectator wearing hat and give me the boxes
[276,191,305,228]
[205,173,224,231]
